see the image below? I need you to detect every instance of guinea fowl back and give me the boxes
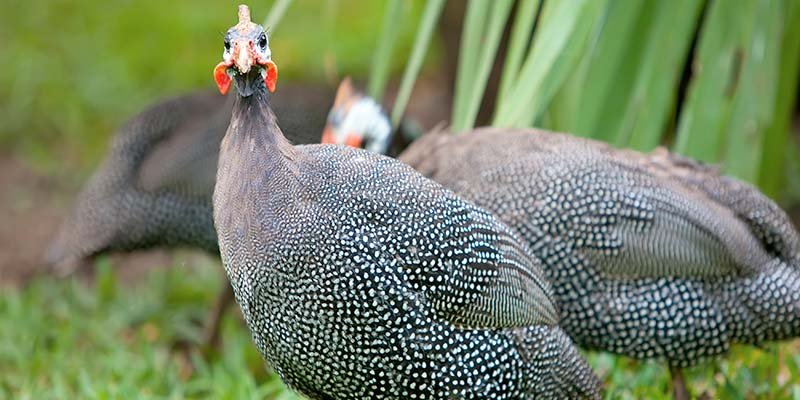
[399,127,800,365]
[47,84,331,272]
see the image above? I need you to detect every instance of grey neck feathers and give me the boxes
[228,87,298,163]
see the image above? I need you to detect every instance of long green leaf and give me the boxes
[367,0,403,100]
[451,0,491,129]
[543,0,613,133]
[390,0,446,128]
[674,0,756,162]
[722,0,783,183]
[758,0,800,197]
[492,0,607,128]
[674,0,788,186]
[263,0,294,31]
[496,0,541,105]
[621,0,705,151]
[560,0,645,136]
[454,0,514,132]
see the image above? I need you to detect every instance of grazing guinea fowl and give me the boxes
[212,5,601,399]
[322,102,800,399]
[46,85,332,349]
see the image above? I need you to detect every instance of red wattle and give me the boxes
[264,61,278,93]
[214,62,232,95]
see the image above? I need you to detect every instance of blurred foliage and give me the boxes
[450,0,800,202]
[0,0,425,175]
[1,262,799,399]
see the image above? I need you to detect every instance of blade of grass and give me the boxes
[563,0,646,136]
[492,0,607,128]
[722,0,783,183]
[674,0,756,162]
[390,0,446,128]
[525,0,609,128]
[543,0,613,133]
[496,0,541,105]
[621,0,705,151]
[367,0,403,100]
[263,0,294,31]
[454,0,514,132]
[451,0,491,129]
[758,0,800,197]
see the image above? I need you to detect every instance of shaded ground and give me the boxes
[0,154,180,286]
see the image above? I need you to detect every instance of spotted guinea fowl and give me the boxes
[212,6,601,399]
[46,85,332,349]
[323,104,800,398]
[407,130,800,399]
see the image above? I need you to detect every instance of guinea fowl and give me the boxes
[46,85,332,349]
[322,102,800,399]
[212,5,601,399]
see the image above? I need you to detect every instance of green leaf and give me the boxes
[390,0,446,128]
[492,0,608,128]
[367,0,403,100]
[757,0,800,197]
[263,0,294,32]
[721,0,784,183]
[496,0,541,106]
[453,0,514,132]
[556,0,645,136]
[620,0,705,151]
[674,0,758,162]
[451,0,491,130]
[676,0,788,184]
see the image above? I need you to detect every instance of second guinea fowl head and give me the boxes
[322,78,392,154]
[214,5,278,97]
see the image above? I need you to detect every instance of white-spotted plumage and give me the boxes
[214,84,601,398]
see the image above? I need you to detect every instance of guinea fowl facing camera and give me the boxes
[212,5,600,399]
[321,97,800,399]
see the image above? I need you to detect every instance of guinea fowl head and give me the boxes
[214,5,278,97]
[321,78,392,154]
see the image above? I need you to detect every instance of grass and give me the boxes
[2,258,799,399]
[0,255,298,400]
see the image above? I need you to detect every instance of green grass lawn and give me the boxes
[2,256,799,399]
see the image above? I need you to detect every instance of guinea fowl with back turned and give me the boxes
[324,97,800,399]
[212,5,601,399]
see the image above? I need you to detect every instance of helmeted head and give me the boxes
[214,5,278,97]
[321,78,392,154]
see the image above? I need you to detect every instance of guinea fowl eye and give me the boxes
[224,39,231,51]
[258,34,267,49]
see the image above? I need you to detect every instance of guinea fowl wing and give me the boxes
[644,147,800,265]
[322,148,559,328]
